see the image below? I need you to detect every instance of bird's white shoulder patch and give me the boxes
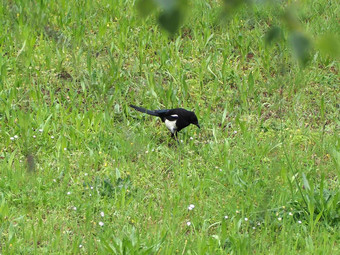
[165,119,177,134]
[171,114,178,118]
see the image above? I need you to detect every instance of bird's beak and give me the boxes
[196,123,200,129]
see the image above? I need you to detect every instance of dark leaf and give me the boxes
[26,153,36,172]
[158,8,181,34]
[290,31,311,66]
[265,26,282,45]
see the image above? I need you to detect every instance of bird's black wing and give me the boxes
[164,113,179,121]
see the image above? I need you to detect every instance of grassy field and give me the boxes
[0,0,339,254]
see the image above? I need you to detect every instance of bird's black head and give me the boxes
[190,112,200,129]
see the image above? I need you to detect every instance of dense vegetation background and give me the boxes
[0,0,339,253]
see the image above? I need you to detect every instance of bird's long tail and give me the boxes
[129,105,159,116]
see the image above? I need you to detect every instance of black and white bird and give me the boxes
[130,105,200,138]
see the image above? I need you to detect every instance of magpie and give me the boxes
[129,105,200,138]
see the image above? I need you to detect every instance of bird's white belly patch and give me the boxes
[165,119,177,133]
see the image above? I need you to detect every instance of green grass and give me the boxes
[0,0,339,254]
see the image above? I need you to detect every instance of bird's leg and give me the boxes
[172,132,180,144]
[168,133,176,147]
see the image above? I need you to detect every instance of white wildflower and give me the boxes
[188,204,195,210]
